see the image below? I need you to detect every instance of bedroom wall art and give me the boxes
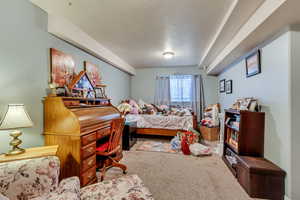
[84,61,101,86]
[219,79,226,93]
[50,48,75,87]
[225,80,232,94]
[246,50,261,77]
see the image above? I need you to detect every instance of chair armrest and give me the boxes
[31,177,80,200]
[57,176,80,194]
[80,174,154,200]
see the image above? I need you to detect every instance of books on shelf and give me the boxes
[225,155,237,166]
[225,115,240,131]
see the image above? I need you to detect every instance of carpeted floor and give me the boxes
[102,140,255,200]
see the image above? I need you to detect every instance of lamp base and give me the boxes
[5,130,26,156]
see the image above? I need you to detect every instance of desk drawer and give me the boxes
[81,142,96,159]
[81,165,96,186]
[81,154,96,172]
[81,132,97,146]
[97,127,111,139]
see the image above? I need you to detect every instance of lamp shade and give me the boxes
[0,104,33,130]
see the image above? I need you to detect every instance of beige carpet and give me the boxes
[101,140,255,200]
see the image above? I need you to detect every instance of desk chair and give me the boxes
[96,118,127,181]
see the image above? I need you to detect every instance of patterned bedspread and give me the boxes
[126,114,193,130]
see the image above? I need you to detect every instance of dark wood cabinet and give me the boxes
[223,109,265,157]
[237,156,286,200]
[222,109,286,200]
[122,121,137,150]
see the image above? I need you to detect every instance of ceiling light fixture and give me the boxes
[163,52,175,59]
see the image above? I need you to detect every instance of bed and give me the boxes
[126,113,197,136]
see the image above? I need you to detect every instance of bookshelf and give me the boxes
[222,109,286,199]
[222,109,265,175]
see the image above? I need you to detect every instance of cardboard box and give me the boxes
[199,126,220,141]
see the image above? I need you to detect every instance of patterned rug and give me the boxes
[136,141,181,154]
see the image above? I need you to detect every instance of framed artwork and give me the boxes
[226,80,232,94]
[68,71,95,98]
[219,79,226,93]
[246,50,261,77]
[50,48,75,87]
[84,61,101,86]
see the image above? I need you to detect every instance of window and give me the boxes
[170,75,193,102]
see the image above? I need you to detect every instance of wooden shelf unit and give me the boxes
[221,109,287,199]
[222,109,265,175]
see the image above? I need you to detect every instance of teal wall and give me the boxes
[218,32,292,199]
[131,66,218,105]
[0,0,131,153]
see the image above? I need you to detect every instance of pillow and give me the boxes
[138,99,147,109]
[117,103,132,114]
[159,105,169,110]
[130,107,139,114]
[129,99,138,107]
[129,99,142,114]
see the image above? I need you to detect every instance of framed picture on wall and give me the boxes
[219,79,226,93]
[84,61,101,87]
[226,80,232,94]
[50,48,76,87]
[246,50,261,77]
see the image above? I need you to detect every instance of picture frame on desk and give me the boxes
[56,87,66,96]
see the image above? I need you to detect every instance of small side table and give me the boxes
[122,121,137,150]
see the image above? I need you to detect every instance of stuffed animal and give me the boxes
[181,135,191,155]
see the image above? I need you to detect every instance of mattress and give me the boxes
[126,114,193,130]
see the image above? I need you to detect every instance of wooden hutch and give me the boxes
[223,109,286,200]
[44,70,121,186]
[44,97,120,186]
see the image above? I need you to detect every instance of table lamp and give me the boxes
[0,104,33,156]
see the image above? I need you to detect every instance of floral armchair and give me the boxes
[0,156,153,200]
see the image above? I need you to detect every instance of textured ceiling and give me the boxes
[31,0,264,69]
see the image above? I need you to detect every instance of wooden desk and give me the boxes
[0,145,58,163]
[43,97,121,187]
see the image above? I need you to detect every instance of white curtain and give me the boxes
[170,75,193,107]
[154,76,171,105]
[191,75,206,122]
[154,74,205,122]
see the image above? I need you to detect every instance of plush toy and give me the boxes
[117,103,132,115]
[181,135,191,155]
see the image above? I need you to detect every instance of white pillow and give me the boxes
[138,99,147,108]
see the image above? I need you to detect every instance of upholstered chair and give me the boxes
[0,156,153,200]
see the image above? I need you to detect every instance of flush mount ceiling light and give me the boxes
[163,52,175,59]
